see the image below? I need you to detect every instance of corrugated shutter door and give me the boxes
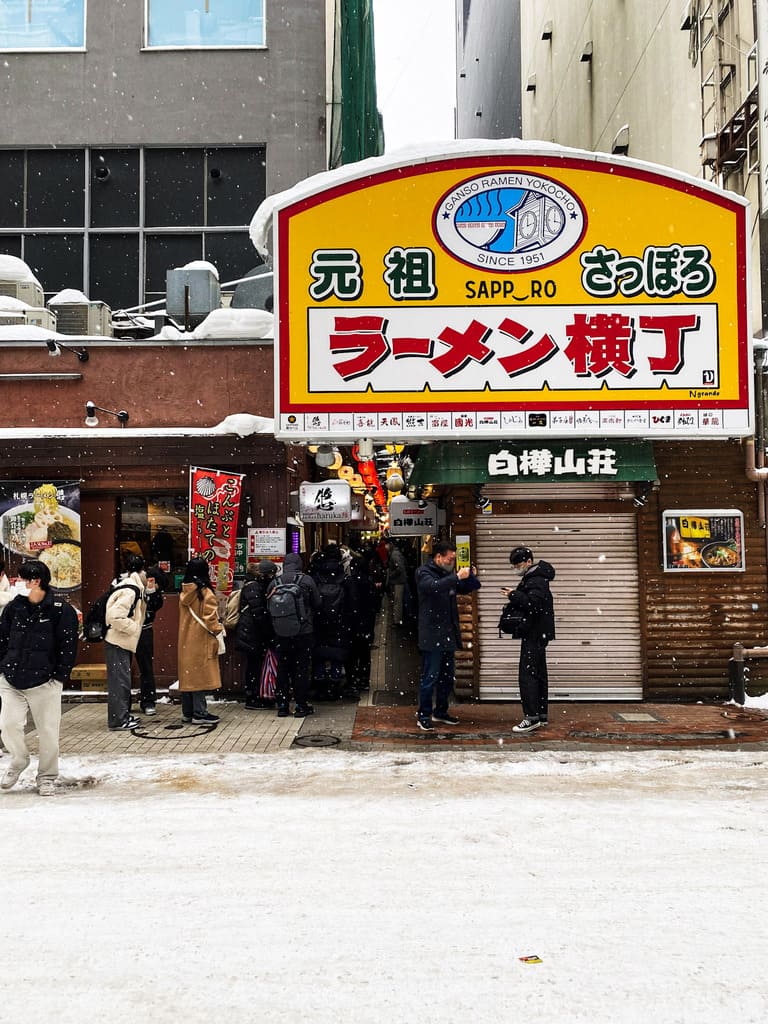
[476,513,643,700]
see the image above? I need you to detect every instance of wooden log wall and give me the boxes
[640,439,768,699]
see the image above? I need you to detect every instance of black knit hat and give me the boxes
[257,559,277,576]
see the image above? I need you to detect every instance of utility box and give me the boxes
[166,267,221,328]
[48,300,112,336]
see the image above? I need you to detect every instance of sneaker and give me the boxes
[141,704,157,716]
[276,704,290,718]
[109,716,139,731]
[416,716,434,732]
[294,704,315,718]
[1,759,30,790]
[432,712,460,726]
[192,712,219,725]
[512,717,540,733]
[37,780,55,797]
[181,715,193,724]
[539,717,548,726]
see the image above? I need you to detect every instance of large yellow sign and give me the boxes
[272,144,751,441]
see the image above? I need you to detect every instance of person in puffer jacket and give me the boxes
[105,553,147,731]
[0,559,78,796]
[503,546,556,734]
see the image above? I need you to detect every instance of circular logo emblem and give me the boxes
[433,170,585,272]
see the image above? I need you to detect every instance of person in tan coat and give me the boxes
[178,557,223,725]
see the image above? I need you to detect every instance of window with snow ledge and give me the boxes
[146,0,265,49]
[0,0,85,50]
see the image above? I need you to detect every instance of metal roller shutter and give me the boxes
[476,513,643,700]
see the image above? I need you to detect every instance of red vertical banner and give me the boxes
[189,467,244,593]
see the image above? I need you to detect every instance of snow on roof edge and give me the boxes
[249,138,748,256]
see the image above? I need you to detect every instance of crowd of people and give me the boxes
[0,538,555,794]
[232,540,406,718]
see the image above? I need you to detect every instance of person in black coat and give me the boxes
[345,553,378,691]
[503,546,556,733]
[309,543,352,698]
[235,559,277,709]
[272,552,321,718]
[415,539,481,731]
[0,559,78,795]
[133,564,165,715]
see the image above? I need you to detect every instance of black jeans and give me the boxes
[134,627,156,708]
[518,638,549,720]
[275,635,313,708]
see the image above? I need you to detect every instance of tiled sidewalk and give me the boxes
[55,700,302,756]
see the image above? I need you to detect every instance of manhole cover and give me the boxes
[294,733,341,747]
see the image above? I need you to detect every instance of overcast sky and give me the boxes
[372,0,456,152]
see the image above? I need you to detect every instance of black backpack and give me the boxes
[82,583,141,643]
[267,575,308,638]
[317,578,345,626]
[498,601,528,639]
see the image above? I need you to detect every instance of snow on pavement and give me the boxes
[1,749,766,1024]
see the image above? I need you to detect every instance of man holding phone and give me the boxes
[503,546,556,733]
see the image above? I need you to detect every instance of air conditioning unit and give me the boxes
[0,279,44,308]
[166,267,221,328]
[0,304,57,330]
[47,300,112,337]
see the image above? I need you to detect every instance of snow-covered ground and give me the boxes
[2,749,766,1024]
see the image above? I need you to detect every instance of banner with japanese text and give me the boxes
[271,142,751,440]
[188,467,244,593]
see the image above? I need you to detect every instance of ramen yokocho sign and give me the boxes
[266,142,751,441]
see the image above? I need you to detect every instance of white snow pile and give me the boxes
[0,295,31,312]
[0,324,58,340]
[155,306,273,340]
[49,287,90,304]
[0,253,41,285]
[211,413,274,436]
[181,258,220,279]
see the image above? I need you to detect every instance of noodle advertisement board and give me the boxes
[189,467,244,593]
[272,143,751,441]
[0,480,81,603]
[662,509,744,572]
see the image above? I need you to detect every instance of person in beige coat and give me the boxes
[178,556,223,725]
[105,555,147,731]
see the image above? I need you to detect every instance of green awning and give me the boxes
[409,440,657,486]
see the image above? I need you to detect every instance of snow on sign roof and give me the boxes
[248,137,746,257]
[0,254,42,287]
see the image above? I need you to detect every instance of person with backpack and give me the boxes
[235,559,277,710]
[0,559,79,796]
[133,565,165,716]
[105,553,148,731]
[268,552,321,718]
[177,556,223,725]
[309,543,351,699]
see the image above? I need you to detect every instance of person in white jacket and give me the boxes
[104,554,147,731]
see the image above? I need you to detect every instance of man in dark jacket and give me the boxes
[503,546,556,733]
[0,559,78,795]
[415,539,481,732]
[271,552,321,718]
